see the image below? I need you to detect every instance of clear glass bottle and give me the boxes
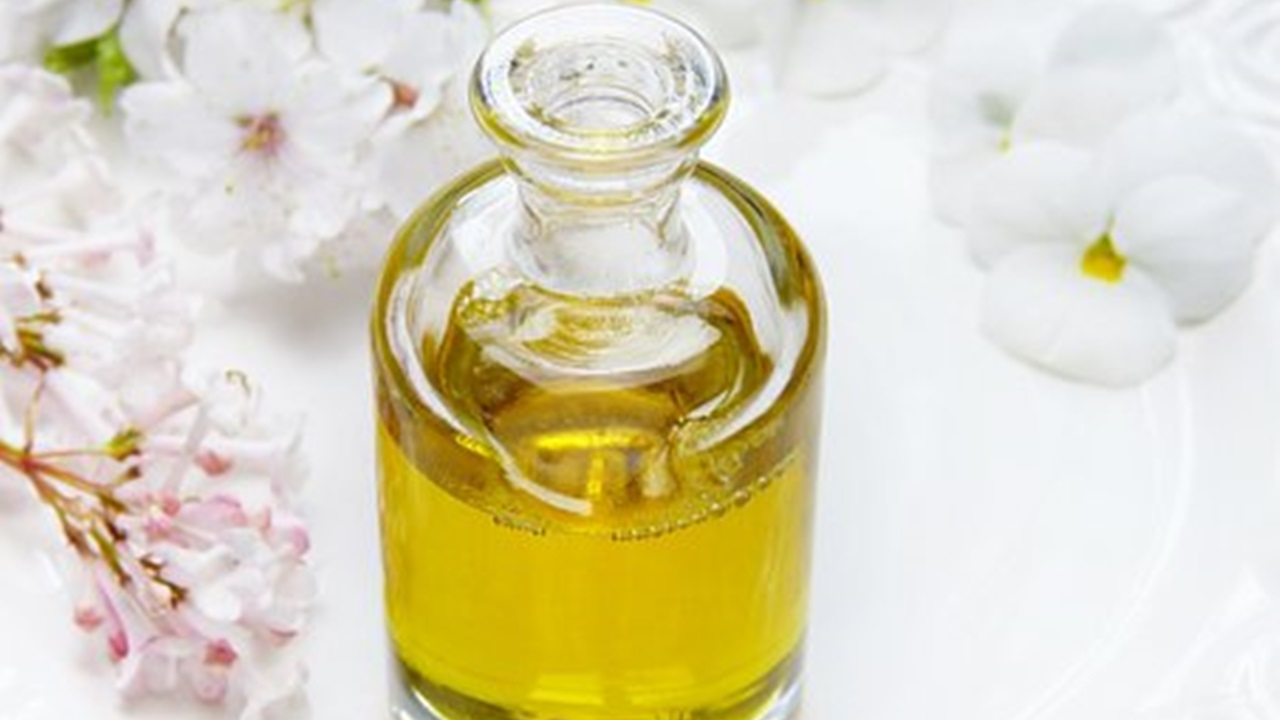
[372,6,825,719]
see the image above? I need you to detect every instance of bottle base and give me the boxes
[388,652,804,720]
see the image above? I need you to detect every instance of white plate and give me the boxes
[4,67,1280,720]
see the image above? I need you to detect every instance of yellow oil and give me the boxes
[377,276,822,719]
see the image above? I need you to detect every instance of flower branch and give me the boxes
[0,65,312,718]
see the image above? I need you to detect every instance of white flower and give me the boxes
[369,97,494,220]
[929,2,1280,385]
[0,2,51,63]
[312,0,469,122]
[119,3,392,281]
[970,111,1277,386]
[312,0,493,220]
[0,0,124,63]
[118,0,309,81]
[929,3,1179,222]
[39,0,124,47]
[115,0,194,81]
[783,0,953,97]
[0,65,312,716]
[0,65,96,176]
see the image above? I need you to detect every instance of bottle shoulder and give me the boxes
[376,159,824,399]
[372,161,825,531]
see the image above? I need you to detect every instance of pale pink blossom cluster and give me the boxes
[0,65,312,717]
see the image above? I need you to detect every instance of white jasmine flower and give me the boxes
[120,3,392,281]
[970,112,1277,386]
[929,3,1179,222]
[783,0,953,97]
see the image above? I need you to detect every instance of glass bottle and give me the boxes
[371,5,825,719]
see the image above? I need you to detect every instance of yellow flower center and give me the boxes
[1081,233,1126,283]
[238,113,285,157]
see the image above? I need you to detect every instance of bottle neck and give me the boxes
[470,4,727,296]
[507,150,697,296]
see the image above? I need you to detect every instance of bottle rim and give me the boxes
[470,3,729,165]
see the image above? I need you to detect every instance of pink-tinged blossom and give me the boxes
[119,3,392,281]
[0,65,312,717]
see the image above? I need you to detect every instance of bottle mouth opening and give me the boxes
[471,4,728,164]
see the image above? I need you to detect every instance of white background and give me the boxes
[5,33,1280,720]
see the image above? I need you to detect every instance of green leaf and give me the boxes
[41,27,139,113]
[43,37,99,74]
[94,31,137,112]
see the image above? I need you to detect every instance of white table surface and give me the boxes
[5,60,1280,720]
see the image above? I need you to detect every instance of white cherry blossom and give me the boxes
[0,0,125,63]
[368,88,494,220]
[119,3,392,281]
[0,65,312,716]
[117,0,310,81]
[312,0,493,220]
[312,0,472,122]
[40,0,124,47]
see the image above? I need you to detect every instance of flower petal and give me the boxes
[118,0,183,80]
[120,82,239,176]
[782,1,888,98]
[1048,2,1178,86]
[310,0,408,73]
[928,13,1043,157]
[1113,175,1260,322]
[179,4,310,115]
[280,61,390,154]
[367,102,492,218]
[0,2,45,63]
[965,142,1105,266]
[46,0,124,46]
[982,245,1177,386]
[379,10,464,120]
[928,148,997,226]
[1098,111,1278,221]
[1016,68,1173,149]
[858,0,953,54]
[1015,4,1178,147]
